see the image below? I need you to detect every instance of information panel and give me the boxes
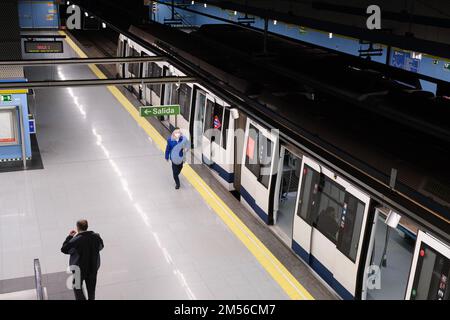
[0,108,18,145]
[391,50,420,73]
[24,40,64,54]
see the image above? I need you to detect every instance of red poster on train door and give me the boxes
[213,115,221,129]
[247,136,255,160]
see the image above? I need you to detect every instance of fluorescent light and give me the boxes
[191,0,194,4]
[84,12,88,17]
[329,32,333,38]
[66,1,70,5]
[102,22,107,28]
[234,11,237,15]
[273,20,277,25]
[204,3,207,8]
[72,4,75,9]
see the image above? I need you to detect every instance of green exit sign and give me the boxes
[140,105,181,117]
[0,95,12,102]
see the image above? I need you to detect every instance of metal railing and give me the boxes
[33,259,47,300]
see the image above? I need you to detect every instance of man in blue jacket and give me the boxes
[165,127,189,189]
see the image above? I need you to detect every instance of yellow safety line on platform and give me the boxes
[0,90,28,94]
[60,30,314,300]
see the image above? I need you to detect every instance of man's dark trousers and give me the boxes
[73,273,97,300]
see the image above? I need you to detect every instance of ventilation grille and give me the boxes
[0,65,24,79]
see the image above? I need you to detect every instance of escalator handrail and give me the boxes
[33,259,45,300]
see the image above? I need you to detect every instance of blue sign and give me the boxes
[29,119,36,134]
[391,50,420,73]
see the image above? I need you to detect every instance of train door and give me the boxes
[362,207,416,300]
[233,112,247,193]
[139,52,148,103]
[120,40,129,78]
[150,64,162,107]
[116,39,127,78]
[405,231,450,300]
[144,61,153,106]
[292,156,370,299]
[127,46,140,93]
[272,146,302,245]
[174,84,192,135]
[201,96,219,166]
[192,88,207,161]
[240,119,278,224]
[160,66,172,130]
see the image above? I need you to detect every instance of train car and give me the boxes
[117,32,238,190]
[115,22,450,300]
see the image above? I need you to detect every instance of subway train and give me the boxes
[115,22,450,300]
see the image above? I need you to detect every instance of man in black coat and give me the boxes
[61,219,104,300]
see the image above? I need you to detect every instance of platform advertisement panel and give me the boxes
[0,108,18,145]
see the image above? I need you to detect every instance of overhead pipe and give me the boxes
[0,76,196,89]
[0,56,166,66]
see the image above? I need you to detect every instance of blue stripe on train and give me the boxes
[292,239,354,300]
[202,155,234,183]
[240,186,269,224]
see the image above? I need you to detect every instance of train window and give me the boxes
[245,124,274,188]
[410,242,450,300]
[146,62,153,95]
[213,103,224,131]
[313,177,345,243]
[204,99,214,132]
[221,108,230,149]
[117,41,123,57]
[298,165,366,260]
[163,69,173,105]
[128,48,140,75]
[140,52,147,78]
[147,62,155,77]
[259,137,273,188]
[151,64,162,98]
[298,165,320,221]
[245,124,260,178]
[171,84,179,105]
[336,195,365,261]
[178,84,192,120]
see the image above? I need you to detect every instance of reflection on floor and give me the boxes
[367,217,414,300]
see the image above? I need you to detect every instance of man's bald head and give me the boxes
[76,219,88,232]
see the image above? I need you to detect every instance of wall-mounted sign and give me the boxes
[0,95,12,102]
[24,40,64,53]
[140,105,181,117]
[391,50,420,73]
[29,119,36,134]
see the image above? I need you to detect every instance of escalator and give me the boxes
[0,259,48,300]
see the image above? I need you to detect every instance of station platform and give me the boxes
[0,31,335,300]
